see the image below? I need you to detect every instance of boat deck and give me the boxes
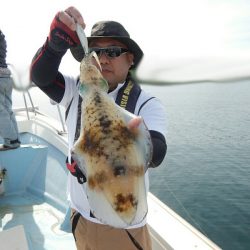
[0,132,75,250]
[0,193,75,250]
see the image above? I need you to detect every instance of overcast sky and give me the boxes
[1,0,250,82]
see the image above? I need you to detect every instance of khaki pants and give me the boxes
[71,209,152,250]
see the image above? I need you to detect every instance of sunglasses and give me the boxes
[88,46,129,58]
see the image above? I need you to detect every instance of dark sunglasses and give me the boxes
[88,46,129,58]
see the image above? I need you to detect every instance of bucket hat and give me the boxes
[70,21,143,68]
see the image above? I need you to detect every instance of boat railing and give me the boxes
[9,63,67,135]
[14,86,67,135]
[22,89,37,120]
[49,98,67,135]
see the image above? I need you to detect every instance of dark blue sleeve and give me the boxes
[150,130,167,167]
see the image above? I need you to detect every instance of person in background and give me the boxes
[30,6,167,250]
[0,29,20,151]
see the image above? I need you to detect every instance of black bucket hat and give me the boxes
[70,21,143,68]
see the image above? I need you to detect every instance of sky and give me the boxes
[1,0,250,84]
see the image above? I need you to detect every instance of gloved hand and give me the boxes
[48,12,80,53]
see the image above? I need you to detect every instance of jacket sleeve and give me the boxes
[30,38,67,103]
[149,130,167,167]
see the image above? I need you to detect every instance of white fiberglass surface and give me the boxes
[0,193,75,250]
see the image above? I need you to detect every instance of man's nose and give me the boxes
[98,51,110,63]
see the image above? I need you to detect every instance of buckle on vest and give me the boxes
[66,157,86,184]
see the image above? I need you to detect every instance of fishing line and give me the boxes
[165,182,208,237]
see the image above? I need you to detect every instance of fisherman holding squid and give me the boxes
[31,6,167,250]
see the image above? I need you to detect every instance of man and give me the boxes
[31,6,167,250]
[0,29,20,151]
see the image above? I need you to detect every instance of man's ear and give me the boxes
[128,53,134,67]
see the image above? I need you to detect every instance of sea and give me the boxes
[145,80,250,250]
[12,79,250,250]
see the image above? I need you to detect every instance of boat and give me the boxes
[0,82,222,250]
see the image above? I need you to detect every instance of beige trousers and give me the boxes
[71,209,152,250]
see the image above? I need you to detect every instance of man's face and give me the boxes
[89,38,134,91]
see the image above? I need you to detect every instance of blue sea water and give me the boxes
[145,80,250,250]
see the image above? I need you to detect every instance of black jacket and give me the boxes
[0,30,7,68]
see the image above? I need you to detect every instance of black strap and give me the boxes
[125,229,144,250]
[138,97,156,115]
[115,78,141,114]
[74,95,83,142]
[71,211,81,241]
[90,211,95,218]
[65,77,80,121]
[66,157,86,184]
